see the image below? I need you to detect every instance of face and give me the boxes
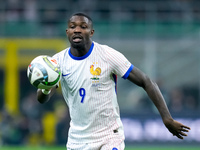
[66,15,94,49]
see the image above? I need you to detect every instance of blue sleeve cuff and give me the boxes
[122,64,134,79]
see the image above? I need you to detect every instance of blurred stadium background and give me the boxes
[0,0,200,149]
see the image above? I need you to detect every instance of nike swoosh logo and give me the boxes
[62,73,71,76]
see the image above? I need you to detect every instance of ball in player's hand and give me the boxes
[27,55,61,90]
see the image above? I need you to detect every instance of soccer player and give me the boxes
[37,12,190,150]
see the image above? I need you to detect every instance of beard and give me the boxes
[69,37,85,50]
[71,42,84,50]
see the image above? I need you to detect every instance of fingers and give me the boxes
[180,131,188,136]
[173,126,190,139]
[182,125,191,130]
[165,119,191,140]
[175,133,184,139]
[173,132,185,139]
[174,132,187,139]
[180,128,189,132]
[180,126,190,134]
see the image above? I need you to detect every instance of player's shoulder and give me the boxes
[52,47,70,65]
[53,47,69,59]
[93,41,117,54]
[94,41,111,49]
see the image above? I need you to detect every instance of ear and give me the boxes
[90,29,94,37]
[66,29,69,36]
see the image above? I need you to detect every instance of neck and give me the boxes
[70,41,92,57]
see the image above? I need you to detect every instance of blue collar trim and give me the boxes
[68,42,94,60]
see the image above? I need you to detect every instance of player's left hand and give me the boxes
[164,118,191,139]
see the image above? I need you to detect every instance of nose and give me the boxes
[74,26,81,33]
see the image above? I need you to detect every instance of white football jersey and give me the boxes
[53,41,134,143]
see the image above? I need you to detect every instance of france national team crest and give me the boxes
[90,62,101,87]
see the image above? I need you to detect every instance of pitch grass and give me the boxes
[0,146,199,150]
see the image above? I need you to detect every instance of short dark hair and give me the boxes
[68,12,93,28]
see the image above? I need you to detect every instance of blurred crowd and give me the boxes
[0,91,70,146]
[0,70,70,146]
[138,82,199,114]
[1,0,200,37]
[1,0,200,22]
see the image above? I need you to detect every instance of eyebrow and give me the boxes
[68,19,93,28]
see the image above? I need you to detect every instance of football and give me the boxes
[27,55,61,89]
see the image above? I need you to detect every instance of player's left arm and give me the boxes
[127,66,191,139]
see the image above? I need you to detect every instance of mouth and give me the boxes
[72,35,83,43]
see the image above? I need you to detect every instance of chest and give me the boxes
[61,55,112,89]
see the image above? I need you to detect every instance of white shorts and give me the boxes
[66,136,125,150]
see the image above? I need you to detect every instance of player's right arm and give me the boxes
[37,86,57,103]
